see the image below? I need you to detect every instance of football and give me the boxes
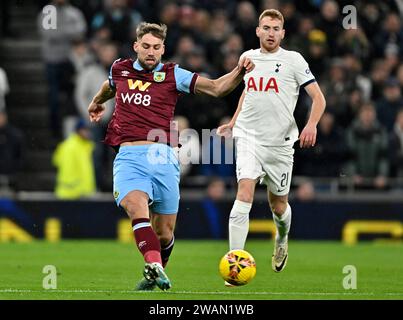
[219,249,256,286]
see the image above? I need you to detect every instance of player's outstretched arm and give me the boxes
[217,90,245,137]
[194,57,254,97]
[299,82,326,148]
[88,80,116,123]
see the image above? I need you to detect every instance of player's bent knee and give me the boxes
[237,182,255,203]
[236,189,254,203]
[153,222,174,244]
[121,198,148,219]
[270,199,288,216]
[154,229,173,246]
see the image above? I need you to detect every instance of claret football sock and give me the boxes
[161,236,175,268]
[132,218,162,265]
[229,200,252,250]
[272,203,292,245]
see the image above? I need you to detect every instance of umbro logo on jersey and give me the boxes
[121,70,130,77]
[275,63,282,73]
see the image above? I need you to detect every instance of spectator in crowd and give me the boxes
[315,0,343,57]
[202,177,226,239]
[376,77,403,132]
[286,16,315,58]
[212,34,244,71]
[346,103,389,190]
[74,41,118,190]
[370,59,392,101]
[37,0,87,138]
[68,0,102,29]
[234,1,259,51]
[279,0,299,36]
[383,40,401,75]
[373,12,403,59]
[305,29,328,80]
[321,58,354,127]
[205,10,233,63]
[342,54,372,102]
[183,46,217,77]
[296,112,346,177]
[69,38,95,72]
[157,1,181,58]
[0,67,10,113]
[389,108,403,178]
[260,0,280,11]
[171,35,196,66]
[175,116,201,178]
[74,41,118,122]
[177,4,195,32]
[89,24,113,54]
[358,2,383,40]
[337,26,370,60]
[52,119,96,199]
[193,9,211,44]
[222,36,244,57]
[295,179,316,201]
[343,88,365,128]
[91,0,142,48]
[177,5,204,47]
[0,110,24,190]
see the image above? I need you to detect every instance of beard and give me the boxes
[138,57,160,71]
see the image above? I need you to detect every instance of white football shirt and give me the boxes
[233,47,316,146]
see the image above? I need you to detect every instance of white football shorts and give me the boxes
[235,137,294,196]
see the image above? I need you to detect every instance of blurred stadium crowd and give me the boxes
[1,0,403,197]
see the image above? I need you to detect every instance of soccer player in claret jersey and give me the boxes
[218,9,326,283]
[88,22,254,291]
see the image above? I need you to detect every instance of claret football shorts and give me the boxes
[113,144,180,214]
[235,137,294,196]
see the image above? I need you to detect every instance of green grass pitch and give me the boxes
[0,240,402,300]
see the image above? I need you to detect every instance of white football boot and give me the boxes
[272,241,288,272]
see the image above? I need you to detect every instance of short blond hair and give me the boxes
[259,9,284,26]
[136,22,167,41]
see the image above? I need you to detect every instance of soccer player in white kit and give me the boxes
[218,9,326,278]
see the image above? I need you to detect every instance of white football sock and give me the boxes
[229,200,252,250]
[272,203,292,245]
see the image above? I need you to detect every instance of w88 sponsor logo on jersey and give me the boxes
[121,92,151,106]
